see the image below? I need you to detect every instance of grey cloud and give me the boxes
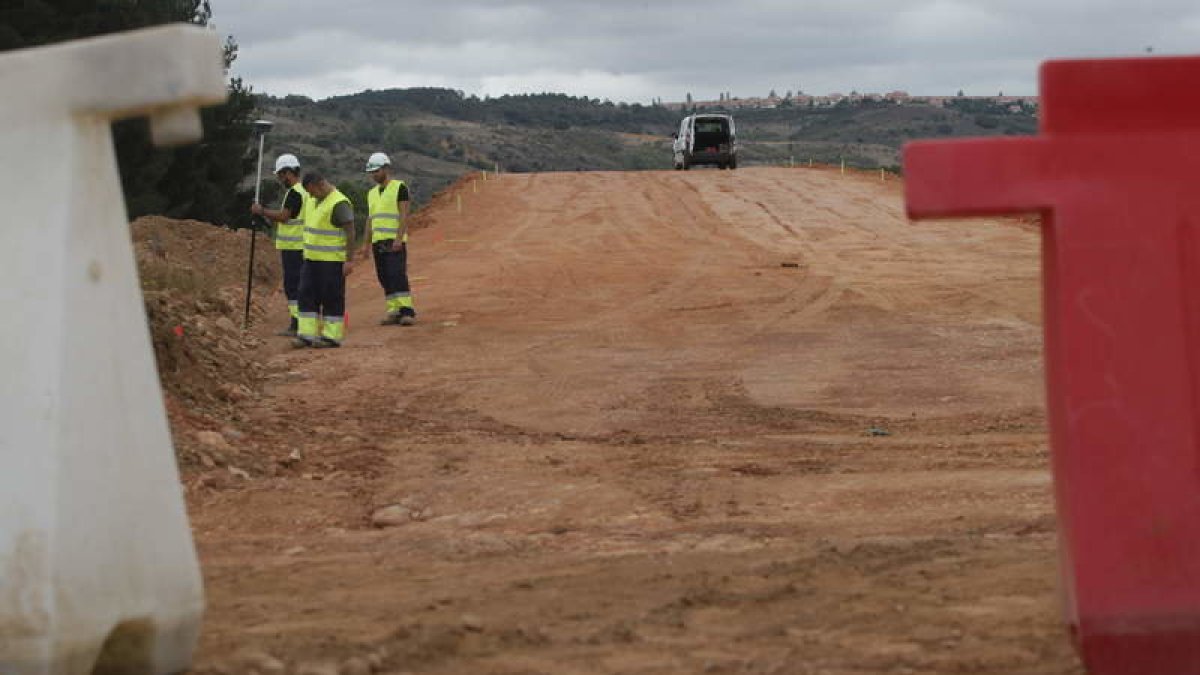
[211,0,1200,101]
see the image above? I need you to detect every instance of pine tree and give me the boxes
[0,0,255,226]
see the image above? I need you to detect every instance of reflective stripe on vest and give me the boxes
[303,189,351,262]
[275,183,308,251]
[367,179,407,244]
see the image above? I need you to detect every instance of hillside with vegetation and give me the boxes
[1,0,256,227]
[255,88,1038,215]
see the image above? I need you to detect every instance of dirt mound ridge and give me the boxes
[406,171,484,232]
[132,216,279,470]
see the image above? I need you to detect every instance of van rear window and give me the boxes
[695,120,727,133]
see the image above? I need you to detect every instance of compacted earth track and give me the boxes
[189,167,1080,674]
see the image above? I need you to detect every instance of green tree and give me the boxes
[0,0,256,227]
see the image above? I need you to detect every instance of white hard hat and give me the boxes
[274,153,300,173]
[365,152,391,172]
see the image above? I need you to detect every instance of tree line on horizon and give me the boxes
[0,0,256,227]
[267,88,682,134]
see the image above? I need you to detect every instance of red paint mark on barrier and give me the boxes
[173,325,184,338]
[904,56,1200,673]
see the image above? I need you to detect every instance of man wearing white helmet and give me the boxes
[251,153,308,336]
[363,152,416,325]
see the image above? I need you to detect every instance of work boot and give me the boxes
[379,314,401,326]
[313,337,341,349]
[290,337,312,349]
[398,310,417,326]
[276,317,298,337]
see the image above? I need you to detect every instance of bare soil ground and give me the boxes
[182,167,1082,674]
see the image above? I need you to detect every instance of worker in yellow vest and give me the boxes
[294,173,356,348]
[362,152,416,325]
[250,153,308,336]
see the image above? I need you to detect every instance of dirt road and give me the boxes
[189,167,1081,674]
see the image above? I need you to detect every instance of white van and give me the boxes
[673,113,738,170]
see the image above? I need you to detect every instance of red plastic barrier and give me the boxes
[905,56,1200,674]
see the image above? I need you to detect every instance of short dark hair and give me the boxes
[301,172,324,188]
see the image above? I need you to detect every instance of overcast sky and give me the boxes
[211,1,1200,102]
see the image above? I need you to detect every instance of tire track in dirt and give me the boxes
[682,168,1043,417]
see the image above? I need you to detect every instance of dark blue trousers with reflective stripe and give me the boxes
[280,249,304,320]
[372,241,414,316]
[297,259,345,342]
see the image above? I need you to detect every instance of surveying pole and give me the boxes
[243,119,274,329]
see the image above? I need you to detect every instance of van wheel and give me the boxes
[674,162,683,171]
[729,158,738,170]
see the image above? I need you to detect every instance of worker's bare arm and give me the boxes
[343,219,357,276]
[393,196,410,252]
[250,202,293,223]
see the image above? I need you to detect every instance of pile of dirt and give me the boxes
[132,216,279,470]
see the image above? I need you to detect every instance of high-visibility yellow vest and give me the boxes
[303,188,351,262]
[274,182,308,251]
[367,179,407,244]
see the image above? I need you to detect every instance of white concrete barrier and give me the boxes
[0,25,226,674]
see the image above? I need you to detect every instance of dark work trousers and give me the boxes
[297,259,346,341]
[280,249,304,320]
[373,240,415,316]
